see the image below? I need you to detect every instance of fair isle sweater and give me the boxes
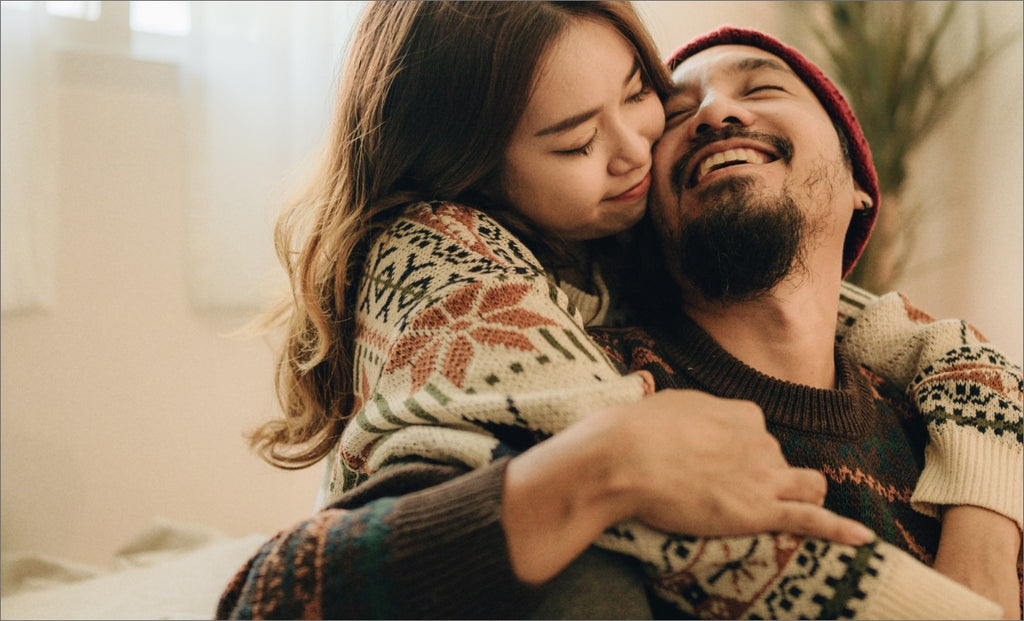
[218,202,1021,619]
[591,320,944,585]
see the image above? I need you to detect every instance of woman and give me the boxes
[219,3,1020,618]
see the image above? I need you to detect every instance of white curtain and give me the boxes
[1,2,59,314]
[0,1,365,314]
[181,1,365,310]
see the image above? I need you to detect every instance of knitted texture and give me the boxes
[308,201,1019,618]
[839,290,1024,527]
[218,460,546,619]
[589,320,948,616]
[665,26,879,277]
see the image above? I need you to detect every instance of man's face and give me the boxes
[650,45,859,301]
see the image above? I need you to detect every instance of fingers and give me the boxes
[775,468,827,506]
[770,502,875,547]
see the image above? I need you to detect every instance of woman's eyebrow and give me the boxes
[534,58,642,137]
[535,108,601,137]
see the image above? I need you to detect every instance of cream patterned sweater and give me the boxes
[321,201,1021,618]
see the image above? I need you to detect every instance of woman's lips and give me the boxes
[609,172,652,201]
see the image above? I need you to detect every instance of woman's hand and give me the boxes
[933,505,1022,620]
[502,389,874,584]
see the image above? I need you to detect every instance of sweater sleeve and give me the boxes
[837,282,1023,528]
[217,459,545,619]
[599,525,1002,619]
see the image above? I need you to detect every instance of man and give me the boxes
[590,26,1022,619]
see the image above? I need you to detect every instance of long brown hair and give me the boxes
[250,1,671,469]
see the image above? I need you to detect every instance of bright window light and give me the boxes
[45,0,101,20]
[2,1,35,11]
[130,1,191,36]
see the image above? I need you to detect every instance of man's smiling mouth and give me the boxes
[691,147,774,188]
[671,127,794,193]
[695,148,768,183]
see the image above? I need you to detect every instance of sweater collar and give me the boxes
[652,314,877,438]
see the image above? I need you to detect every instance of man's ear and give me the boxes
[854,186,873,211]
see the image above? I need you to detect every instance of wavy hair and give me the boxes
[249,1,671,468]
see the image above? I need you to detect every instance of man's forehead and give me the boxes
[670,44,794,88]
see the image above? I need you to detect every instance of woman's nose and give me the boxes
[608,119,655,176]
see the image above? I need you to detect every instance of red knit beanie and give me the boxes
[665,26,879,278]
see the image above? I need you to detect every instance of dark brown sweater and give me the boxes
[590,316,942,563]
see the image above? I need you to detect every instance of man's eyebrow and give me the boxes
[670,56,794,95]
[666,82,691,98]
[534,58,642,137]
[730,56,793,76]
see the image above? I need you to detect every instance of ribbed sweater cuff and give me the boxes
[912,424,1024,530]
[389,459,545,618]
[859,541,1003,619]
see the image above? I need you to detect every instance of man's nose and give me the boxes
[690,93,754,138]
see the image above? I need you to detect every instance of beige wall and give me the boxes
[2,1,1021,567]
[1,51,322,566]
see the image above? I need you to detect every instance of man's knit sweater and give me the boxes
[218,202,1021,619]
[591,317,942,566]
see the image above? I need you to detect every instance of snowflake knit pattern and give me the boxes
[322,201,1019,619]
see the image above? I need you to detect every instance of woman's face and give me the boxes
[499,18,665,241]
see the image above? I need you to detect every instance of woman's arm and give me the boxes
[837,281,1023,527]
[503,389,872,585]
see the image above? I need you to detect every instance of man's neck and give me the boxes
[681,273,842,389]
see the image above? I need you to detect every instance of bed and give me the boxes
[0,519,266,620]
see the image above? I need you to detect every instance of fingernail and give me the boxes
[851,523,875,545]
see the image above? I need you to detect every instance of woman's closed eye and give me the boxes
[626,84,653,104]
[557,132,597,157]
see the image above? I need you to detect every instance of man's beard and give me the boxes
[674,176,806,303]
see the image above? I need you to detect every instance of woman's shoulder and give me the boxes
[356,201,552,331]
[380,201,544,273]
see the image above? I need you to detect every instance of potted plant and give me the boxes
[793,2,1020,292]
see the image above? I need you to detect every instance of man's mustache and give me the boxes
[671,126,794,193]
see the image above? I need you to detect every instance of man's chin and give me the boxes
[674,187,805,304]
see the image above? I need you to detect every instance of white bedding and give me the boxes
[1,519,266,620]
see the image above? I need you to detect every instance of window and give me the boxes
[130,1,190,36]
[2,1,365,314]
[46,1,100,21]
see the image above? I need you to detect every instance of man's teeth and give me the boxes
[696,148,768,183]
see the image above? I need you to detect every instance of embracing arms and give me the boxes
[219,394,1002,619]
